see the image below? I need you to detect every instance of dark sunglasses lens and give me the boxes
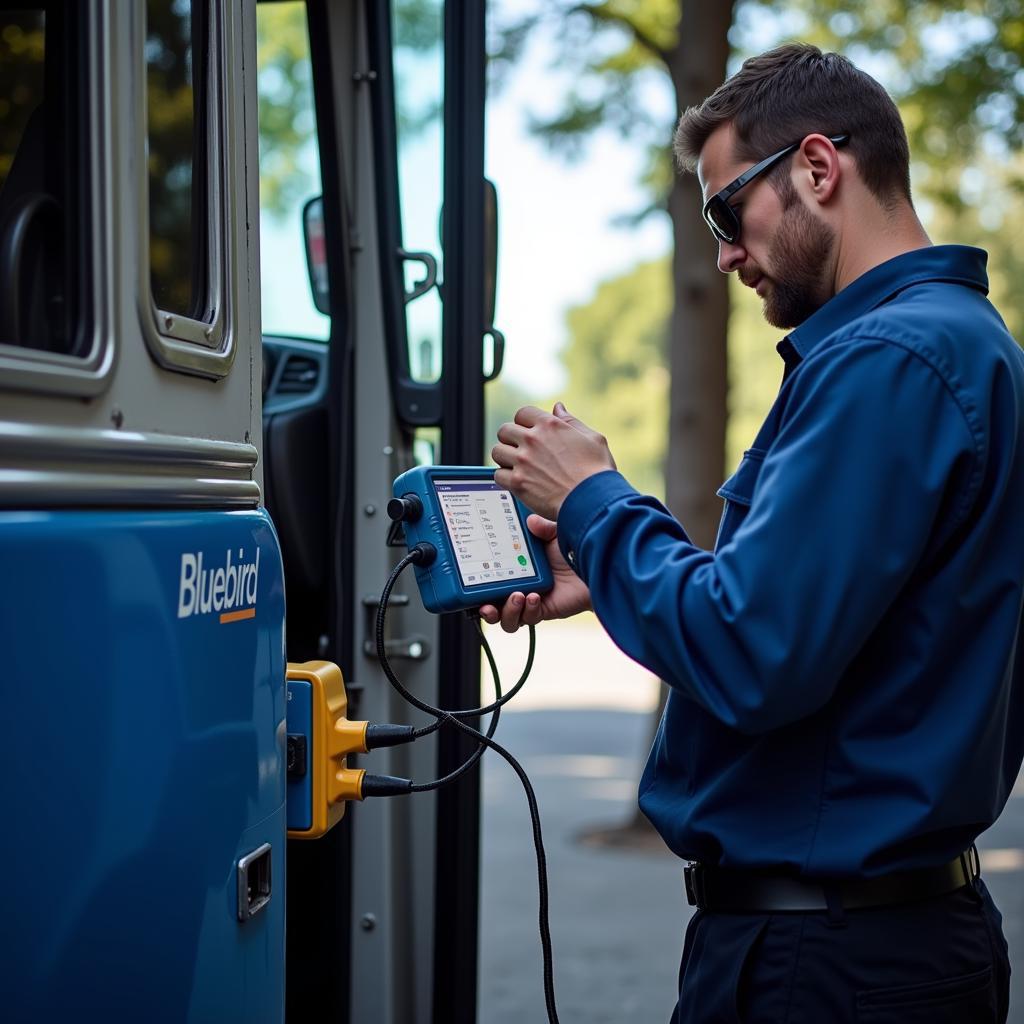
[704,197,738,243]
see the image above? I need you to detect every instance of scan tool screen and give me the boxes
[434,479,537,588]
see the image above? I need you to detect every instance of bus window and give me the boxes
[392,0,444,384]
[256,0,329,342]
[146,0,207,320]
[0,5,85,359]
[142,0,232,377]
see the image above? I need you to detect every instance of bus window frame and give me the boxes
[136,0,236,381]
[0,1,115,399]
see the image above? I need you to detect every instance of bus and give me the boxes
[1,2,496,1020]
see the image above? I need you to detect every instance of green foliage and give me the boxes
[738,0,1024,209]
[560,260,672,497]
[392,0,444,136]
[256,4,320,219]
[726,279,785,469]
[493,0,679,204]
[484,375,555,461]
[0,12,44,190]
[558,259,782,492]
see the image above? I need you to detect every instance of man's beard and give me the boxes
[758,190,835,329]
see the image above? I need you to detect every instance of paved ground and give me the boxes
[476,619,1024,1023]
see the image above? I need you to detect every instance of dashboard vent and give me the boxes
[276,354,321,395]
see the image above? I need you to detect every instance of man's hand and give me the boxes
[479,514,591,632]
[491,402,616,521]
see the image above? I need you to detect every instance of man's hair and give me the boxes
[674,43,911,207]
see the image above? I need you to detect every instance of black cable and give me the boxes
[409,619,504,791]
[412,613,535,739]
[376,554,537,722]
[418,708,559,1024]
[375,555,559,1024]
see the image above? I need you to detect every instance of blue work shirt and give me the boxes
[557,245,1024,877]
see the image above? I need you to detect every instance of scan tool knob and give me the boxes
[387,494,423,523]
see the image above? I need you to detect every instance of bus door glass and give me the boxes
[391,0,444,388]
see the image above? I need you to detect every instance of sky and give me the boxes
[484,33,673,393]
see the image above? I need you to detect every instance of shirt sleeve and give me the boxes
[556,338,980,734]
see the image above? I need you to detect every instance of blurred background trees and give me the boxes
[490,0,1024,501]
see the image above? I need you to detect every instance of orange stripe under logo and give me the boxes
[220,607,256,624]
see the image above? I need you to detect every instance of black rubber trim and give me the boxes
[431,3,488,1022]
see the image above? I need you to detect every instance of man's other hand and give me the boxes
[479,514,591,632]
[491,402,616,521]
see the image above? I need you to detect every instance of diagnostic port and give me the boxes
[237,843,272,922]
[286,734,307,779]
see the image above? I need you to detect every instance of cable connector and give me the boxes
[365,724,417,749]
[387,493,423,522]
[409,541,437,566]
[332,769,414,800]
[361,773,414,797]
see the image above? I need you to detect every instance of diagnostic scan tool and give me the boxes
[389,466,553,614]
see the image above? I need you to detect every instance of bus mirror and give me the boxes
[483,179,498,328]
[302,195,329,315]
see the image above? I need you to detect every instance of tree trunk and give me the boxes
[613,3,735,839]
[665,2,734,547]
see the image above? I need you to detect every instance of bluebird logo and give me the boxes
[177,548,260,622]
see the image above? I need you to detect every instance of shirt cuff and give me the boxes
[556,470,639,579]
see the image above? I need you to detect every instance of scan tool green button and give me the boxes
[517,555,528,565]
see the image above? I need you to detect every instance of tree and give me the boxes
[256,5,325,219]
[492,1,735,549]
[558,258,784,498]
[561,260,672,499]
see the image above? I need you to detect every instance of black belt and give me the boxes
[684,846,980,913]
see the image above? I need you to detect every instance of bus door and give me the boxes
[254,2,492,1021]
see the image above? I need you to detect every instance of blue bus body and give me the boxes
[2,510,286,1020]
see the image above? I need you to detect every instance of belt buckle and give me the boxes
[684,862,706,909]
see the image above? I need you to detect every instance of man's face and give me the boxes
[698,124,836,329]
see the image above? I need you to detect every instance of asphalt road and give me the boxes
[476,622,1024,1023]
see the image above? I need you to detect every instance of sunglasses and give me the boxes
[702,133,850,244]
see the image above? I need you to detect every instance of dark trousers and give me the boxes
[671,879,1010,1023]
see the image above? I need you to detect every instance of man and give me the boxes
[483,43,1023,1022]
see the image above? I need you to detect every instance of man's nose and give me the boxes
[717,239,747,274]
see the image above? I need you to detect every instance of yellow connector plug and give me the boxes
[286,660,370,840]
[333,768,365,802]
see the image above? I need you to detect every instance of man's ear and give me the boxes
[795,134,842,205]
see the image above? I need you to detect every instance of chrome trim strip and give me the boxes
[0,421,259,508]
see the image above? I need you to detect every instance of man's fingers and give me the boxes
[500,592,526,633]
[491,442,517,469]
[513,405,547,428]
[526,513,557,541]
[521,592,544,626]
[551,400,592,435]
[496,421,528,446]
[479,592,541,632]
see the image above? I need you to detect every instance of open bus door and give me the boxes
[258,2,491,1021]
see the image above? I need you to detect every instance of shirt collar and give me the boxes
[779,245,989,364]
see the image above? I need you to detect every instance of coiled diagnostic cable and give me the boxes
[375,548,559,1024]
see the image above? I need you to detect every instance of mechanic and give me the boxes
[483,43,1023,1023]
